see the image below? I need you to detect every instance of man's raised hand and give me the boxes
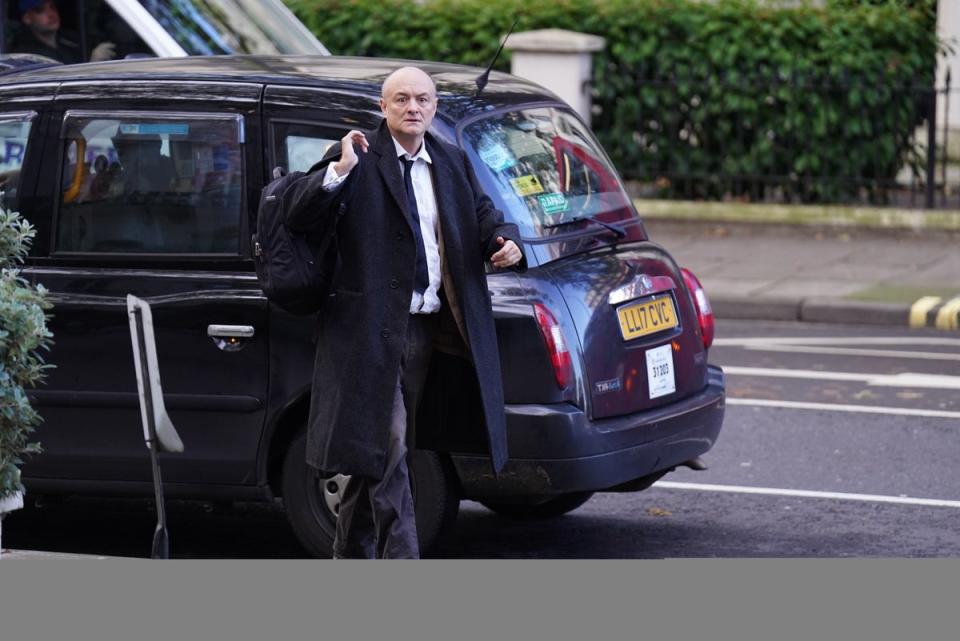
[334,130,369,176]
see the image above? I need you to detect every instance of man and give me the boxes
[11,0,116,64]
[284,67,524,558]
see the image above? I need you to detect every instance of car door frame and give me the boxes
[251,85,385,485]
[20,78,276,498]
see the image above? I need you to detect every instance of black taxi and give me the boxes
[1,55,725,557]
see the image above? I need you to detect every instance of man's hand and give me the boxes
[90,42,117,62]
[491,236,522,269]
[333,130,369,176]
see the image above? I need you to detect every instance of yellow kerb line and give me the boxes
[935,297,960,330]
[909,296,942,328]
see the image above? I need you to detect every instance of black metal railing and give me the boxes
[613,68,957,210]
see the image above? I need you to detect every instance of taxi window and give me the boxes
[461,107,642,253]
[139,0,324,55]
[5,1,150,62]
[271,121,337,173]
[0,112,36,212]
[55,111,244,255]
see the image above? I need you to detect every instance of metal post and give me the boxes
[134,307,170,559]
[926,85,937,209]
[942,68,951,207]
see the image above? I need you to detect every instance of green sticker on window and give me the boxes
[537,192,569,217]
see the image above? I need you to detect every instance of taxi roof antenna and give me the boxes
[475,17,520,97]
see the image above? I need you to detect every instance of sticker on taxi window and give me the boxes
[478,141,516,172]
[510,174,545,197]
[537,192,569,217]
[119,123,189,136]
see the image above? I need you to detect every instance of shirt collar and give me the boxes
[392,136,432,165]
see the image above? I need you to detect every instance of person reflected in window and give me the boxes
[111,132,175,193]
[11,0,117,64]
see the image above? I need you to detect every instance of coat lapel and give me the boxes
[373,124,419,236]
[426,137,471,351]
[425,137,462,253]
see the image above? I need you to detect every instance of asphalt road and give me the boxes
[6,319,960,558]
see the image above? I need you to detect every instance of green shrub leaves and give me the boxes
[286,0,938,203]
[0,208,51,499]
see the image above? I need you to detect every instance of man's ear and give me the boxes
[379,97,387,115]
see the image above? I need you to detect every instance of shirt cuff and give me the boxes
[322,163,348,190]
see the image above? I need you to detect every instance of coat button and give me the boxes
[381,329,391,338]
[389,279,399,289]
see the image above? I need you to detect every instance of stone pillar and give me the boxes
[937,0,960,158]
[504,29,605,125]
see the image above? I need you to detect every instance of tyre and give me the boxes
[281,428,460,558]
[479,491,595,519]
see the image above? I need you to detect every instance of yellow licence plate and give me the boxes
[617,294,678,341]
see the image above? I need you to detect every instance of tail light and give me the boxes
[533,303,573,389]
[681,268,714,349]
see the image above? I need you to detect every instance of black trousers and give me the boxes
[332,313,437,559]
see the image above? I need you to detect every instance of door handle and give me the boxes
[207,325,254,352]
[207,325,255,338]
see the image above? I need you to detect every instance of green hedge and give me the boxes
[285,0,939,203]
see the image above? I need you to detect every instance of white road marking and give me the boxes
[729,344,960,361]
[714,336,960,347]
[713,336,960,361]
[655,481,960,509]
[724,366,960,390]
[728,397,960,419]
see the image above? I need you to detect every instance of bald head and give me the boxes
[382,66,436,99]
[380,66,438,154]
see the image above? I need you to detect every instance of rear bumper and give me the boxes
[453,366,725,497]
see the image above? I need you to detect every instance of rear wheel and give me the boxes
[281,428,460,558]
[479,491,595,519]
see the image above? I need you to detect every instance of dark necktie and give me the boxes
[401,157,430,296]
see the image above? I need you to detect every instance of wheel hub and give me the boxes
[319,473,350,518]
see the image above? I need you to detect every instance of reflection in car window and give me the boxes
[139,0,323,54]
[462,108,641,251]
[286,135,335,173]
[271,121,337,173]
[0,112,35,213]
[56,112,244,254]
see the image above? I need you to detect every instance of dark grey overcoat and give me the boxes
[285,121,525,479]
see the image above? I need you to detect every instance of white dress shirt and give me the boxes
[322,136,442,314]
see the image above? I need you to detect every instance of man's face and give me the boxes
[23,1,60,35]
[380,68,437,143]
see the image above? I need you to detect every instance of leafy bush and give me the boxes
[0,208,51,500]
[285,0,939,203]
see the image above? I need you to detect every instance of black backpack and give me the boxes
[252,167,341,315]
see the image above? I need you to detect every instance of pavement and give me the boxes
[640,200,960,330]
[3,199,959,561]
[0,548,116,560]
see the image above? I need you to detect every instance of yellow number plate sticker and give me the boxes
[509,174,545,197]
[617,294,678,341]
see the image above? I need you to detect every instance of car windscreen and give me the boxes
[138,0,325,55]
[460,107,644,259]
